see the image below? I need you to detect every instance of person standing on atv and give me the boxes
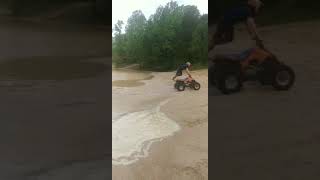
[208,0,263,51]
[172,62,192,81]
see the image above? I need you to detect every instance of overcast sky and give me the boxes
[112,0,208,31]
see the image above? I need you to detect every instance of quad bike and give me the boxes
[174,76,201,91]
[209,40,295,94]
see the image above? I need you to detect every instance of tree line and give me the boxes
[112,1,208,71]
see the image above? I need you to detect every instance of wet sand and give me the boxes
[0,19,112,179]
[112,69,208,179]
[209,21,320,179]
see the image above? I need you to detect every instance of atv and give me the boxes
[174,76,201,91]
[209,40,295,94]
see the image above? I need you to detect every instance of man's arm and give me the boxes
[246,17,261,40]
[186,68,191,77]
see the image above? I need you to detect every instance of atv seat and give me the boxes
[213,48,254,62]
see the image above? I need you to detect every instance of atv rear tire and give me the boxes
[174,82,178,89]
[217,72,242,94]
[176,82,185,91]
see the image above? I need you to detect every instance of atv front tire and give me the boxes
[192,81,201,90]
[272,65,295,91]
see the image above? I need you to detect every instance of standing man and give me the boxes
[209,0,263,51]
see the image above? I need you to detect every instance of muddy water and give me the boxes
[112,69,153,87]
[112,69,180,165]
[112,75,154,87]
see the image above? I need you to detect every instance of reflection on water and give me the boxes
[112,69,151,80]
[112,99,180,165]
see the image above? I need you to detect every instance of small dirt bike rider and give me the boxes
[172,62,192,81]
[208,0,263,51]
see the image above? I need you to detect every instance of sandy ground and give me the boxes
[209,21,320,179]
[0,19,112,179]
[2,16,320,179]
[112,69,208,180]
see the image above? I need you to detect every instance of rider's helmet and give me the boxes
[248,0,263,12]
[186,62,191,67]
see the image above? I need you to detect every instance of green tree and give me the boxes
[191,14,208,66]
[125,10,147,64]
[112,20,127,63]
[112,1,208,71]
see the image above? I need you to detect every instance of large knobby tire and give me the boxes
[176,81,185,91]
[215,62,242,94]
[217,72,242,94]
[272,65,295,91]
[192,81,201,90]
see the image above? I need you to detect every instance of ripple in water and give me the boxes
[112,99,180,165]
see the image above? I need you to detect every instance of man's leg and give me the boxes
[173,70,182,81]
[172,75,177,81]
[183,75,190,84]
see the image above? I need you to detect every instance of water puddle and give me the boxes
[112,99,180,165]
[112,75,154,87]
[0,56,107,80]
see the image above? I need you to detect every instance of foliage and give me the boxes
[112,1,208,71]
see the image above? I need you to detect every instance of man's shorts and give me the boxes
[176,70,183,76]
[176,75,189,81]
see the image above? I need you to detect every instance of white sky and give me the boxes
[112,0,208,31]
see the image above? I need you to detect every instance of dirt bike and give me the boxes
[174,76,201,91]
[209,40,295,94]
